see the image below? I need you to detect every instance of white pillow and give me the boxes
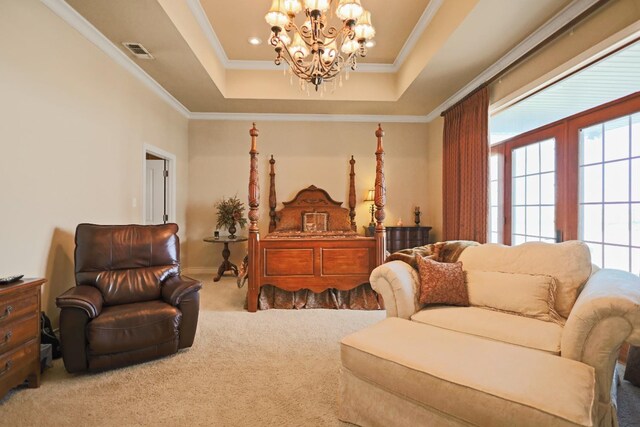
[458,241,592,318]
[465,270,562,324]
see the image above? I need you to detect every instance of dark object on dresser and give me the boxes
[624,345,640,387]
[385,226,432,253]
[0,278,46,399]
[366,226,432,253]
[56,223,202,373]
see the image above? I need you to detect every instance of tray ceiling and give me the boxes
[200,0,432,64]
[62,0,579,117]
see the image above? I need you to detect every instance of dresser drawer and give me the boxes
[0,339,38,383]
[0,314,38,354]
[0,292,38,326]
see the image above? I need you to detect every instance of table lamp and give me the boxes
[364,189,375,227]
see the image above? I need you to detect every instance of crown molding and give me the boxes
[40,0,190,118]
[185,0,230,67]
[424,0,602,122]
[392,0,443,70]
[189,112,429,123]
[188,0,443,74]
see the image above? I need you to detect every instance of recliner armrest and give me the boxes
[56,285,104,318]
[162,275,202,306]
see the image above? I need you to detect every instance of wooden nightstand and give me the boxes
[364,226,432,253]
[0,278,45,399]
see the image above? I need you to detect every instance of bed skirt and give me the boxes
[257,283,382,310]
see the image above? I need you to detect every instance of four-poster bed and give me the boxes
[246,124,387,312]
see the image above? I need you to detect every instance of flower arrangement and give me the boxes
[215,196,247,238]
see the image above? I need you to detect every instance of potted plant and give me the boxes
[215,196,247,239]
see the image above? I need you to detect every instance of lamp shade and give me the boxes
[289,33,309,58]
[303,0,330,11]
[265,0,289,28]
[354,10,375,40]
[341,38,359,55]
[364,189,375,202]
[321,40,337,63]
[272,30,291,46]
[283,0,302,14]
[336,0,363,21]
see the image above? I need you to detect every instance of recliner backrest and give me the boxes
[74,223,180,306]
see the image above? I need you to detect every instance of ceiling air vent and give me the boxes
[122,42,154,60]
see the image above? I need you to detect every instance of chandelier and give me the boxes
[265,0,375,92]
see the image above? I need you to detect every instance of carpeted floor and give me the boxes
[617,365,640,427]
[0,275,384,426]
[1,274,638,426]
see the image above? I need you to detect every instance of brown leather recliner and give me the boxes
[56,223,202,373]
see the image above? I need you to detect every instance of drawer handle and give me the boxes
[0,305,13,320]
[0,360,12,377]
[0,331,11,347]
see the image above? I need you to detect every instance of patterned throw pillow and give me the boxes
[416,255,469,307]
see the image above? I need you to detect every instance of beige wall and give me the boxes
[426,117,444,242]
[0,0,189,324]
[187,121,437,270]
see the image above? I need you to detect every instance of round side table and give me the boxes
[203,236,248,282]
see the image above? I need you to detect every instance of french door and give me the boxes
[491,92,640,273]
[491,124,564,246]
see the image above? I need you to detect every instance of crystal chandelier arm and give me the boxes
[284,21,311,42]
[283,57,314,80]
[320,26,340,41]
[278,45,315,77]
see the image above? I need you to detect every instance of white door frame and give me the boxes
[142,144,177,224]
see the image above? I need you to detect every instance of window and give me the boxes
[488,39,640,273]
[578,113,640,271]
[511,139,556,244]
[489,154,500,243]
[488,92,640,274]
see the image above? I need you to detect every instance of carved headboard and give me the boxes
[273,185,352,232]
[267,155,358,233]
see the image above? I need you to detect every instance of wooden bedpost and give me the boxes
[248,123,260,312]
[269,155,277,233]
[348,155,356,232]
[374,124,386,266]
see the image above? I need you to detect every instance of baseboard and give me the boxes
[183,267,216,275]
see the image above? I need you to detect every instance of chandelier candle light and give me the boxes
[265,0,376,91]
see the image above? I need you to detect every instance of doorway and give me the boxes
[143,145,176,225]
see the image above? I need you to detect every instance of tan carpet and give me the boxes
[617,365,640,427]
[0,275,384,426]
[2,275,639,426]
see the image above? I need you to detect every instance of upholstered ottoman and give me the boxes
[339,318,596,427]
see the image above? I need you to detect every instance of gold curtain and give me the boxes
[442,86,489,242]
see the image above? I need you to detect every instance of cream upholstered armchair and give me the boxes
[369,241,640,427]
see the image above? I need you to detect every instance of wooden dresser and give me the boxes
[0,278,45,399]
[365,226,432,253]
